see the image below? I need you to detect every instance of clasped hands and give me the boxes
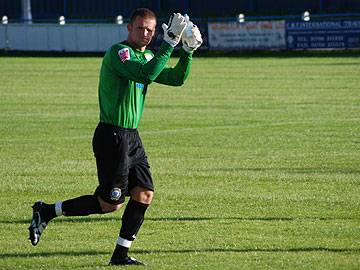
[162,13,203,53]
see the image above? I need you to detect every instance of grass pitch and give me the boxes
[0,53,359,269]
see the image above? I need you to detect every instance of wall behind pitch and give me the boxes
[0,24,127,52]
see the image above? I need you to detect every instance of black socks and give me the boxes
[111,199,149,259]
[62,195,103,216]
[120,199,148,241]
[41,196,149,261]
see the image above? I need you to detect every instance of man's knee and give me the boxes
[97,196,123,213]
[130,187,154,205]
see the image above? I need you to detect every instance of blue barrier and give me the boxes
[286,20,360,49]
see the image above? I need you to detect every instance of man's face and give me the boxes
[127,16,156,50]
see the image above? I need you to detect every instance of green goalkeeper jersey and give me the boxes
[98,41,192,129]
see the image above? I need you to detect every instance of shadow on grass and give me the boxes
[133,247,360,254]
[1,247,359,259]
[2,215,358,225]
[0,250,107,259]
[213,166,360,175]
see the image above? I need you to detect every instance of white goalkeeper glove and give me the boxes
[181,15,203,53]
[162,13,187,47]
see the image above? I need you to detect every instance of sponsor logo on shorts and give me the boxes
[110,188,122,201]
[118,48,130,62]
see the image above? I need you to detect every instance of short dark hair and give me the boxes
[129,8,156,23]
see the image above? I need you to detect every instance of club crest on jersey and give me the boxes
[136,83,144,90]
[110,187,122,201]
[144,53,153,62]
[118,48,130,62]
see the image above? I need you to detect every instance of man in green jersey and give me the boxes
[28,8,202,266]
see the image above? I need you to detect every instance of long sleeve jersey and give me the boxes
[97,41,192,129]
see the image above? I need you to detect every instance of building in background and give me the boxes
[1,0,360,23]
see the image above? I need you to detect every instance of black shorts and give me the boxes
[92,122,153,204]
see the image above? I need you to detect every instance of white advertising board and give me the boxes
[209,21,286,50]
[0,24,128,52]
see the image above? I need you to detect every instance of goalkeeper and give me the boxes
[28,8,202,266]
